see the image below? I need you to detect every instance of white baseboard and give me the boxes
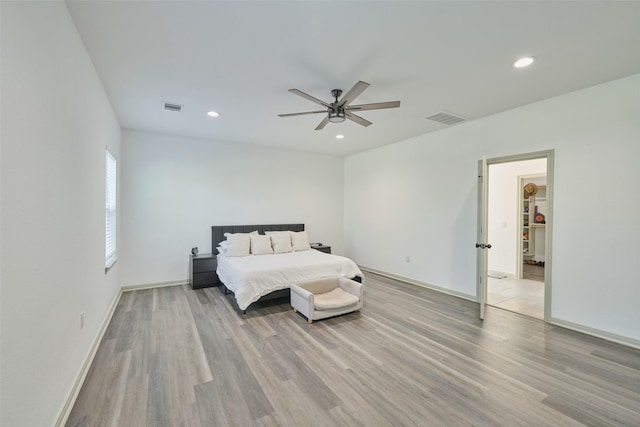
[359,266,476,302]
[549,317,640,351]
[121,279,186,292]
[55,289,122,427]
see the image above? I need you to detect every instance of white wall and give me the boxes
[120,129,344,287]
[1,2,121,426]
[487,160,546,276]
[345,74,640,343]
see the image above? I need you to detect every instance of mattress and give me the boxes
[216,249,363,310]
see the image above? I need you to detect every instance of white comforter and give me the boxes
[216,249,363,310]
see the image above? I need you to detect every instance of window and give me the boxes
[105,149,117,269]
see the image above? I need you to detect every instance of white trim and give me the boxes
[359,266,476,302]
[549,317,640,351]
[477,156,488,320]
[121,279,186,292]
[105,255,117,271]
[105,148,117,268]
[543,151,555,322]
[483,149,554,323]
[55,289,122,427]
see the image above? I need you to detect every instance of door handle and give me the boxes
[475,243,493,249]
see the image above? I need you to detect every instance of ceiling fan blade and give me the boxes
[278,110,326,117]
[345,111,372,127]
[338,80,370,107]
[315,115,330,130]
[289,89,330,108]
[347,101,400,111]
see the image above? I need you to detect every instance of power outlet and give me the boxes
[80,312,85,329]
[405,256,411,263]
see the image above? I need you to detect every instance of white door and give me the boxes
[476,157,489,320]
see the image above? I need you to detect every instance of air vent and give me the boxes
[425,111,466,125]
[164,102,183,112]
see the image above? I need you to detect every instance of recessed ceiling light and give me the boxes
[513,56,536,68]
[207,111,220,118]
[336,134,345,140]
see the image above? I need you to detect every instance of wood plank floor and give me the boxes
[66,272,640,426]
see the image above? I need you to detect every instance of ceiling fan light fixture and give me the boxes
[336,134,345,140]
[328,109,346,123]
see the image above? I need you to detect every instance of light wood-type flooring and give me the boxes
[67,272,640,426]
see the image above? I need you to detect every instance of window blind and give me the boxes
[105,149,117,269]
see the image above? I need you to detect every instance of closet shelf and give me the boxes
[520,179,546,278]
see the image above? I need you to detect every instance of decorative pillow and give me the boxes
[223,233,250,257]
[250,234,273,255]
[290,231,310,251]
[270,233,293,254]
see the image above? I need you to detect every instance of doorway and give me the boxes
[477,151,553,321]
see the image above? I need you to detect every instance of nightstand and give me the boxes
[190,253,219,289]
[311,245,331,254]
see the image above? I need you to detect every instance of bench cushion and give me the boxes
[314,287,360,311]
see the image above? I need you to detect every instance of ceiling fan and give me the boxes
[278,80,400,130]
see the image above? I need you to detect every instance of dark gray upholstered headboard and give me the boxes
[211,223,304,254]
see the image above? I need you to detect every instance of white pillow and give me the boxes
[270,233,293,254]
[223,233,250,257]
[224,230,258,237]
[250,234,273,255]
[290,231,310,251]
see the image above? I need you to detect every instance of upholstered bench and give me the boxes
[290,276,363,323]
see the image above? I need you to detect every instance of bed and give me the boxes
[212,224,363,312]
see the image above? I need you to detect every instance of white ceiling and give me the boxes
[66,1,640,157]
